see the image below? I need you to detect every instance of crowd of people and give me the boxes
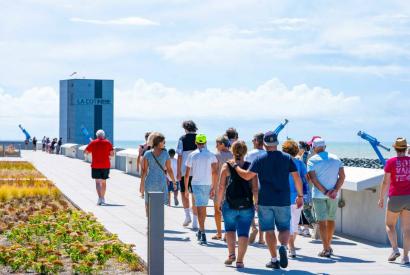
[32,136,63,154]
[83,121,410,270]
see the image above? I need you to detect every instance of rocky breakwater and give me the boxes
[341,158,383,169]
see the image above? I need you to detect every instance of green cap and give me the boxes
[195,134,207,144]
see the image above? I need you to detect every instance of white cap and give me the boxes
[312,138,326,148]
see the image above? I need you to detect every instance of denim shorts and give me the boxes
[191,185,211,207]
[222,202,255,237]
[258,205,291,232]
[167,181,179,192]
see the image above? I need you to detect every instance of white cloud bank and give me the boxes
[115,78,360,120]
[70,17,159,26]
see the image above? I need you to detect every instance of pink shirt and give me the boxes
[384,156,410,197]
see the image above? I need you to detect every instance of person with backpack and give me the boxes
[231,131,303,270]
[217,141,258,269]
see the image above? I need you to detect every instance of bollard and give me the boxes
[148,192,164,275]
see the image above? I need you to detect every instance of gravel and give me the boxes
[341,158,383,169]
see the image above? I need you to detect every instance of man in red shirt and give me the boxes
[85,129,114,205]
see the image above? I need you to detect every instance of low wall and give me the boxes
[336,187,403,247]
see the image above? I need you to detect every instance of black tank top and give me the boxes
[180,133,197,151]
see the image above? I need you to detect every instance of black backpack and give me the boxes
[226,162,253,210]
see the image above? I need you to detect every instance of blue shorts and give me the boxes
[222,202,254,237]
[258,205,291,232]
[191,185,211,207]
[167,181,179,192]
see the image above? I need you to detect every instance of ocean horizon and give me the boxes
[114,140,395,159]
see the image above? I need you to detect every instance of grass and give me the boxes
[0,161,44,179]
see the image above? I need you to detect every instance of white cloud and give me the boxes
[70,17,159,26]
[268,17,308,31]
[115,78,360,120]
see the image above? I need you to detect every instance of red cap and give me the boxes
[307,136,321,146]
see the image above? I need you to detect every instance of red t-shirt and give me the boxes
[85,139,113,169]
[384,156,410,197]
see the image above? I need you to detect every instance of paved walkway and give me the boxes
[22,151,409,275]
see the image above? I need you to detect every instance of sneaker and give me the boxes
[101,198,106,205]
[248,228,258,244]
[388,249,401,262]
[97,198,102,205]
[196,230,202,241]
[302,228,311,237]
[200,232,207,245]
[174,196,179,206]
[266,260,280,269]
[182,216,192,227]
[297,227,304,235]
[401,256,409,265]
[288,248,296,258]
[279,246,288,268]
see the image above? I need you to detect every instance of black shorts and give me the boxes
[92,168,110,180]
[180,176,193,193]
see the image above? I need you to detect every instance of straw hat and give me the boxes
[392,137,409,149]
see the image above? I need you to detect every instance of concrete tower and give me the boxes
[59,79,114,144]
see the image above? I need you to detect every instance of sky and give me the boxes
[1,0,410,143]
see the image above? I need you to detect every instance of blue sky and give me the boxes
[1,0,409,143]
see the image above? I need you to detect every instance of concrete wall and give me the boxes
[336,188,403,247]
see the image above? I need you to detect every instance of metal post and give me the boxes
[148,192,164,275]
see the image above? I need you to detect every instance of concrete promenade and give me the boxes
[22,151,409,275]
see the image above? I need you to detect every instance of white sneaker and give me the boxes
[401,256,409,265]
[97,198,102,205]
[288,248,296,258]
[297,227,303,235]
[101,198,106,205]
[302,228,311,237]
[182,216,192,227]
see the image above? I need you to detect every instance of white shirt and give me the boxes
[185,148,218,186]
[245,148,265,163]
[167,157,178,181]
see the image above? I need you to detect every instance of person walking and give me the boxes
[307,138,345,257]
[84,130,114,205]
[42,136,46,152]
[137,132,151,175]
[217,141,258,268]
[185,134,218,245]
[378,137,410,265]
[213,135,233,240]
[167,148,179,206]
[56,138,63,155]
[140,132,177,216]
[282,140,310,258]
[176,120,198,228]
[231,131,303,269]
[245,132,266,245]
[32,137,37,151]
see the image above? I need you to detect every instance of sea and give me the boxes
[114,140,396,160]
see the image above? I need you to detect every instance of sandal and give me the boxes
[236,261,244,268]
[318,249,331,258]
[258,240,266,245]
[224,254,236,265]
[212,234,222,240]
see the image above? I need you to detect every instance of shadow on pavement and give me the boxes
[101,203,125,207]
[233,266,319,274]
[164,229,186,234]
[295,254,375,264]
[309,240,357,246]
[164,236,191,242]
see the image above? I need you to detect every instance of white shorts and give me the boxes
[290,204,302,234]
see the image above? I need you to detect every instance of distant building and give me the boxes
[59,79,114,144]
